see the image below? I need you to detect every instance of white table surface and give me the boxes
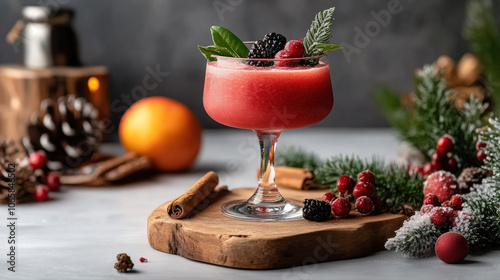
[1,128,500,280]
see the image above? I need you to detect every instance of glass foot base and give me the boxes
[221,199,303,222]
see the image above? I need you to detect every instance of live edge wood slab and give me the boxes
[147,188,407,269]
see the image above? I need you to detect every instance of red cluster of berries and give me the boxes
[29,151,61,202]
[421,193,468,228]
[409,135,458,177]
[274,39,305,67]
[322,170,382,218]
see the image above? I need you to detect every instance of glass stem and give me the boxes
[247,130,286,206]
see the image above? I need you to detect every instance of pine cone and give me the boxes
[22,95,104,171]
[114,253,134,272]
[457,167,491,193]
[0,139,38,203]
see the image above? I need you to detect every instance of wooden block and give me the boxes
[0,65,109,140]
[147,188,407,269]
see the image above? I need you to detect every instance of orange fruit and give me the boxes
[119,96,202,171]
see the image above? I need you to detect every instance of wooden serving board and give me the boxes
[147,188,407,269]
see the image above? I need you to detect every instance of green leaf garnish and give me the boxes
[198,26,249,61]
[303,7,341,56]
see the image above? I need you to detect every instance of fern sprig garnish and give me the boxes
[303,7,341,56]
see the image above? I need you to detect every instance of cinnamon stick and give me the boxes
[167,171,219,219]
[274,166,323,190]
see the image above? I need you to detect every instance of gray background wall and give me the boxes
[0,0,470,130]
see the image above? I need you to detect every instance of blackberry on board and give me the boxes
[303,199,331,222]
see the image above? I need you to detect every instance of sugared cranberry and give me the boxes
[431,152,447,165]
[420,204,434,214]
[422,163,432,177]
[35,185,50,202]
[29,151,47,170]
[423,193,440,207]
[436,135,454,155]
[337,175,355,194]
[430,207,449,227]
[450,194,464,210]
[331,197,351,218]
[353,181,375,199]
[355,196,374,215]
[322,192,337,203]
[357,170,376,184]
[441,200,453,208]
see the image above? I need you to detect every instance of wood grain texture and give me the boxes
[147,188,407,269]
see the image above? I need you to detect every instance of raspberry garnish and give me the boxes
[357,170,375,184]
[353,181,375,199]
[355,196,374,215]
[331,197,351,218]
[283,40,305,58]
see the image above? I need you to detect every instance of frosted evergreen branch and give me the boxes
[303,7,335,56]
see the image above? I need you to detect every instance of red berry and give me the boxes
[331,197,351,217]
[423,171,460,203]
[371,194,382,211]
[274,50,297,67]
[445,157,458,173]
[355,196,374,215]
[475,141,486,151]
[420,204,434,214]
[477,150,487,162]
[430,207,449,227]
[29,151,47,170]
[450,194,464,210]
[436,135,454,155]
[435,232,469,264]
[357,170,375,184]
[336,175,355,194]
[407,165,423,176]
[139,257,148,263]
[441,200,453,208]
[422,162,432,177]
[430,161,443,172]
[353,181,375,199]
[283,40,305,58]
[322,192,337,203]
[431,152,447,165]
[35,185,50,202]
[423,193,440,207]
[45,172,61,192]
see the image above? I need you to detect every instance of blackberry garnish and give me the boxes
[247,33,287,67]
[247,40,272,67]
[263,32,287,57]
[302,199,331,222]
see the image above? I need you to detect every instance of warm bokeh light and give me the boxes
[87,76,100,92]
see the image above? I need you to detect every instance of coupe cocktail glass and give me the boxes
[203,54,333,221]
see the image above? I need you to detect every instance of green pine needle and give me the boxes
[275,146,322,170]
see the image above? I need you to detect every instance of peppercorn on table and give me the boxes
[2,128,500,279]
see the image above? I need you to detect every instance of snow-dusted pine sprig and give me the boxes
[453,184,500,253]
[385,212,446,257]
[302,7,341,56]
